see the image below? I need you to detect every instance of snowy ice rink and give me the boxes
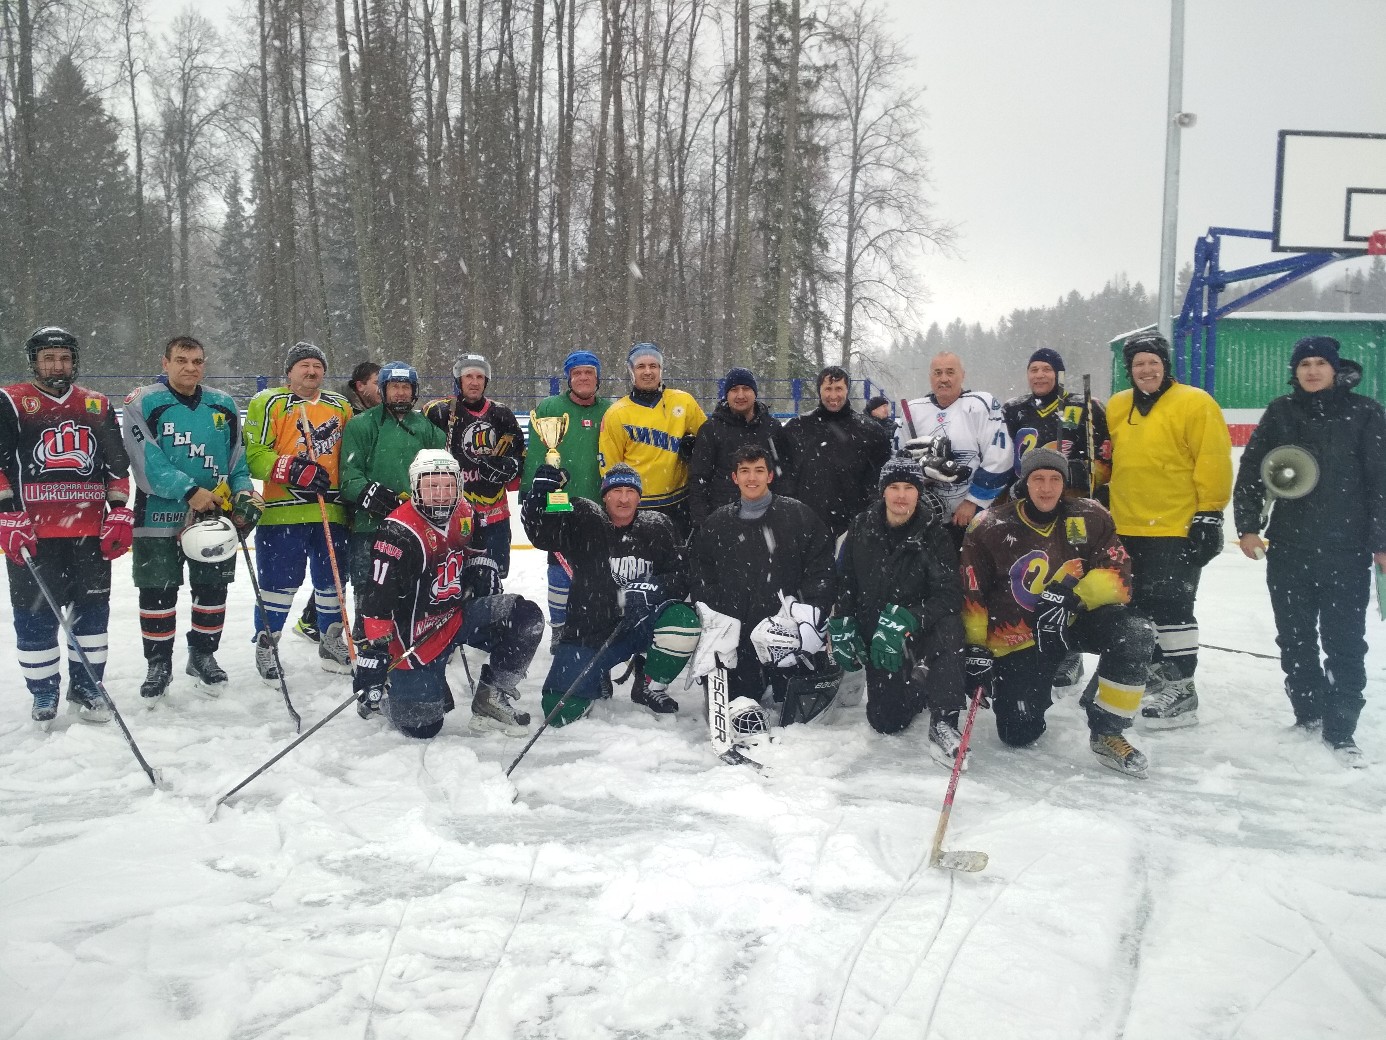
[2,503,1384,1039]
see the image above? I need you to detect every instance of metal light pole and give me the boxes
[1157,0,1189,342]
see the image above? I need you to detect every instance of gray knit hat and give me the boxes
[285,341,328,374]
[1020,446,1069,483]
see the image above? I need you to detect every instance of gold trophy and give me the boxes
[529,411,572,512]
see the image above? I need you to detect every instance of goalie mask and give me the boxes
[409,448,463,528]
[180,514,239,563]
[727,696,771,748]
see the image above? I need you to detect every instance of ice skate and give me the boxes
[631,675,679,715]
[254,631,282,687]
[67,685,113,725]
[1051,651,1085,693]
[185,651,228,695]
[292,616,320,643]
[31,686,59,729]
[141,658,173,702]
[1139,677,1199,729]
[1090,733,1148,778]
[927,710,969,770]
[470,670,532,736]
[318,622,352,674]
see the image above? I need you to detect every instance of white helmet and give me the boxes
[409,449,462,527]
[181,515,239,563]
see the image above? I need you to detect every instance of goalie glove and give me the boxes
[691,602,741,677]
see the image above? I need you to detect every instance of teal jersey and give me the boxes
[122,379,252,537]
[520,393,612,502]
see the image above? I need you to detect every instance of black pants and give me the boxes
[992,605,1153,746]
[1267,544,1369,742]
[1124,534,1201,678]
[864,614,965,734]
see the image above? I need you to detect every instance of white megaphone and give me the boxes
[1259,444,1319,526]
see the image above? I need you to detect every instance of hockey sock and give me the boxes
[313,586,343,631]
[14,607,61,696]
[254,587,296,636]
[67,599,110,690]
[547,561,571,627]
[644,602,701,685]
[1155,623,1198,678]
[188,584,228,653]
[139,588,178,661]
[541,687,593,727]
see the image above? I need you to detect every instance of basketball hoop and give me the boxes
[1369,229,1386,255]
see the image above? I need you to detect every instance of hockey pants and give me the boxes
[1124,535,1202,679]
[7,537,110,698]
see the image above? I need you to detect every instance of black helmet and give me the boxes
[25,326,79,394]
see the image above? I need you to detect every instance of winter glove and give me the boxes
[828,616,867,672]
[963,644,994,706]
[357,481,403,519]
[677,433,697,463]
[353,635,392,714]
[271,454,331,495]
[529,464,567,503]
[99,506,135,561]
[617,580,664,628]
[229,490,265,532]
[461,555,503,601]
[1183,510,1224,568]
[473,452,520,486]
[0,511,38,565]
[1033,583,1080,656]
[870,603,919,673]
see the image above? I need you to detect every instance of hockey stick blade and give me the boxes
[933,849,988,873]
[720,745,769,773]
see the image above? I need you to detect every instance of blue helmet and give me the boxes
[377,360,419,413]
[564,349,602,382]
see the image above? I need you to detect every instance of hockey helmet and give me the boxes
[25,326,79,394]
[409,448,462,526]
[180,515,239,563]
[377,360,419,414]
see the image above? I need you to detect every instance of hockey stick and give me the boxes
[1082,374,1096,497]
[297,405,355,661]
[209,608,460,816]
[900,396,919,441]
[1199,642,1277,661]
[236,530,300,731]
[21,548,165,789]
[927,681,989,873]
[505,622,629,778]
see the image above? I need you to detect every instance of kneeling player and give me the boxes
[832,457,967,762]
[353,450,544,738]
[523,462,699,724]
[960,448,1153,777]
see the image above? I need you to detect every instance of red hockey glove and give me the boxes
[0,511,38,565]
[99,506,135,561]
[270,454,331,495]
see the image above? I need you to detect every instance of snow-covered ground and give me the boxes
[2,519,1384,1039]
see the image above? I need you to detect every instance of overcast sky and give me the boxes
[148,0,1386,330]
[887,0,1386,327]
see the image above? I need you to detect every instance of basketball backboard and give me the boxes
[1272,130,1386,253]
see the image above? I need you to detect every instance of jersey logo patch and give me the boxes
[213,413,226,428]
[86,398,103,415]
[430,552,466,602]
[21,397,40,414]
[34,419,97,475]
[1065,517,1088,545]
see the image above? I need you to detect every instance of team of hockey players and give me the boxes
[1,327,1377,775]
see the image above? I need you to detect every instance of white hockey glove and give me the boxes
[690,602,741,678]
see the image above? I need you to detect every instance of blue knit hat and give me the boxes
[723,367,758,396]
[1028,348,1065,374]
[627,342,664,369]
[601,463,643,497]
[1289,336,1340,374]
[564,349,602,381]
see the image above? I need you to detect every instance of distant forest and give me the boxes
[873,257,1386,402]
[0,0,954,402]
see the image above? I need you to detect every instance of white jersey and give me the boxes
[898,390,1014,513]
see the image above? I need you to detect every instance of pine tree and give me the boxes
[214,174,261,375]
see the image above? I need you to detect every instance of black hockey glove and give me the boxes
[529,464,567,502]
[353,636,392,714]
[618,580,664,629]
[271,454,331,495]
[1183,511,1224,568]
[677,432,697,463]
[1034,584,1080,656]
[357,481,403,518]
[963,644,994,706]
[473,452,520,486]
[461,555,503,601]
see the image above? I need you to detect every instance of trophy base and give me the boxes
[545,491,573,513]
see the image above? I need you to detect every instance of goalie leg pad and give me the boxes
[645,602,701,685]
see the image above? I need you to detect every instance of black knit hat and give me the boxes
[1028,348,1065,374]
[879,454,926,495]
[1289,335,1341,374]
[1122,330,1170,373]
[285,341,328,374]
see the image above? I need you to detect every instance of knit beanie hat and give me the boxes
[1028,348,1065,375]
[878,454,926,495]
[1122,330,1171,373]
[1289,335,1341,373]
[865,395,891,413]
[1020,447,1069,483]
[564,349,602,381]
[285,341,328,374]
[628,342,664,368]
[723,367,758,396]
[601,463,643,497]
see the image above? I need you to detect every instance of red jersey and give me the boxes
[359,498,479,668]
[0,382,130,538]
